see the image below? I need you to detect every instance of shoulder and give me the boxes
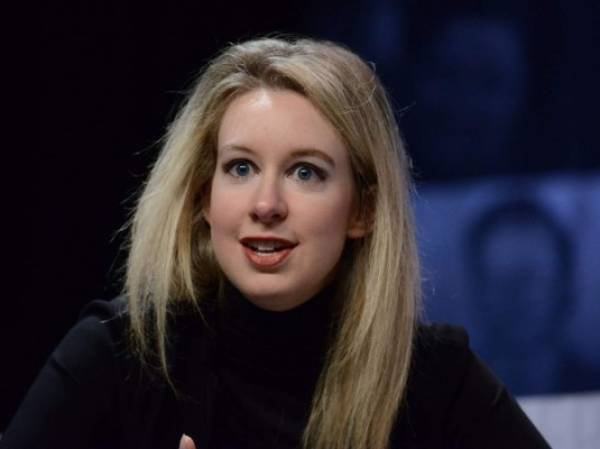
[406,323,476,422]
[2,297,133,448]
[409,321,502,402]
[49,296,183,443]
[410,322,502,407]
[51,296,130,382]
[411,323,471,383]
[400,323,549,448]
[54,296,127,359]
[397,323,485,442]
[55,295,215,382]
[413,322,470,360]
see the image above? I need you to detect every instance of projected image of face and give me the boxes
[204,88,367,311]
[415,16,529,177]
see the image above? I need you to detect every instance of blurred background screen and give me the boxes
[6,0,599,443]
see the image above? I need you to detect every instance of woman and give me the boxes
[2,37,550,449]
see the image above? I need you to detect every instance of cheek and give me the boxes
[296,192,354,241]
[208,188,245,237]
[295,199,352,284]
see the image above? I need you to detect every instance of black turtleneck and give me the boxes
[211,283,336,449]
[2,289,552,449]
[213,287,333,449]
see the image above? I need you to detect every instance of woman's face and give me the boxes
[204,88,366,311]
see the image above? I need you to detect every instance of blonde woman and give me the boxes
[3,37,550,449]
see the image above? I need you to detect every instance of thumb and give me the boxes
[179,434,197,449]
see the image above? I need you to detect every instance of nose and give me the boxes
[250,174,288,225]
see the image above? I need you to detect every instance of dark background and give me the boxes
[4,0,599,430]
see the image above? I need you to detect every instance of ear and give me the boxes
[346,187,375,239]
[347,218,370,239]
[202,205,211,226]
[199,184,212,226]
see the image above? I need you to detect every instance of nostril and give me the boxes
[251,209,284,223]
[252,199,288,223]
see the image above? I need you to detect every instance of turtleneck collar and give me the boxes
[214,281,337,391]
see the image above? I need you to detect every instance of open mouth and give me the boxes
[243,241,294,253]
[240,237,297,267]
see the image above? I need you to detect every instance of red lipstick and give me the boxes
[239,236,297,269]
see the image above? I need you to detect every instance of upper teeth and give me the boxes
[249,242,283,251]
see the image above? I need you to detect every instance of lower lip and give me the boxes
[242,245,294,268]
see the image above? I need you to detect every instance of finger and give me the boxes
[179,434,197,449]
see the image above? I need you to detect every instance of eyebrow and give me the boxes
[220,144,336,167]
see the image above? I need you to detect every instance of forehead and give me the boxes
[217,88,348,162]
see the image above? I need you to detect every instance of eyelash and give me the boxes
[222,159,329,182]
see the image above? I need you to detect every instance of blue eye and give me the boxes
[224,159,254,178]
[292,163,327,183]
[234,162,251,177]
[296,165,314,181]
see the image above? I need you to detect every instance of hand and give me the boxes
[179,434,197,449]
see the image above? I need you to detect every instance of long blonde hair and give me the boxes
[123,36,421,449]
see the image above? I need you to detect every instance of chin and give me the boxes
[236,277,310,311]
[244,291,304,311]
[251,297,301,312]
